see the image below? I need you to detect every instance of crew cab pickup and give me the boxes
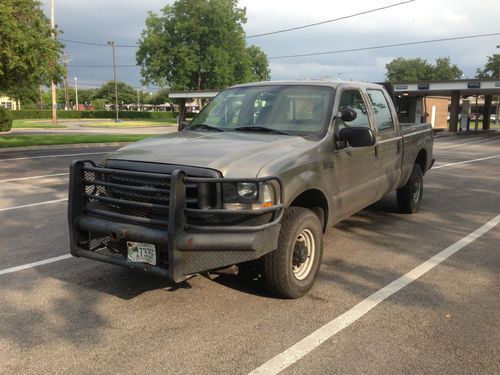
[68,81,434,298]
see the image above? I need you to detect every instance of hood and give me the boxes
[104,130,316,178]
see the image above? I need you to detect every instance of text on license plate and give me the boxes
[127,241,157,265]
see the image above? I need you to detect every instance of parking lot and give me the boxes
[0,133,499,374]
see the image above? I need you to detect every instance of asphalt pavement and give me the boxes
[0,133,499,374]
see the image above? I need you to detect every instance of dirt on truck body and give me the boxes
[68,80,434,298]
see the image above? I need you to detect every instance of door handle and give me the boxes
[374,145,379,157]
[397,140,401,153]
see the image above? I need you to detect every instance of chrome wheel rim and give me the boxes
[292,229,315,280]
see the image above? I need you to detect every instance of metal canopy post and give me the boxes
[449,91,460,132]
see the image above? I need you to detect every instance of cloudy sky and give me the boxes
[42,0,500,91]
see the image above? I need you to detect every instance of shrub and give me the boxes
[0,107,13,132]
[11,110,184,120]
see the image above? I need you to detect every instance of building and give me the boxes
[0,96,20,110]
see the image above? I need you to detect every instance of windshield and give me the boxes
[189,85,334,136]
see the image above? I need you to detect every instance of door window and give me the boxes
[337,90,371,129]
[367,89,395,131]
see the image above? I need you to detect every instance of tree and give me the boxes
[386,57,462,83]
[0,0,64,99]
[431,57,463,80]
[247,45,271,81]
[476,54,500,125]
[92,81,137,104]
[136,0,270,90]
[148,88,172,105]
[476,54,500,79]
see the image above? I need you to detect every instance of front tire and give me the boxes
[397,163,424,213]
[262,207,323,298]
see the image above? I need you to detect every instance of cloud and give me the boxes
[42,0,500,87]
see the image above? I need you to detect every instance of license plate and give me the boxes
[127,241,157,266]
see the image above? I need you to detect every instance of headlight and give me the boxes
[223,181,279,210]
[237,182,258,200]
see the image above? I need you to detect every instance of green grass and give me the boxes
[12,119,67,128]
[0,134,152,148]
[447,120,500,130]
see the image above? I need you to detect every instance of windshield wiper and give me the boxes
[188,124,225,132]
[234,126,291,135]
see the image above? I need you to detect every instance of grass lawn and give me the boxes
[12,119,67,128]
[447,120,500,130]
[0,134,152,148]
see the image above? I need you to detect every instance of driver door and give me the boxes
[331,88,380,220]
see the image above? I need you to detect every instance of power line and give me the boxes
[268,32,500,59]
[246,0,415,38]
[59,38,138,48]
[69,64,138,67]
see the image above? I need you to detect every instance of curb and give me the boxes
[0,142,130,153]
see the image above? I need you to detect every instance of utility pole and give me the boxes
[137,89,141,111]
[74,77,79,110]
[496,45,499,125]
[107,41,120,122]
[50,0,57,126]
[63,53,70,110]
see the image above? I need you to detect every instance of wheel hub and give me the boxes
[292,229,316,281]
[293,242,308,266]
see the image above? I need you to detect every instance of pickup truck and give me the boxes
[68,80,434,298]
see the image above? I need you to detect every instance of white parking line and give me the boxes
[0,172,69,183]
[435,136,500,149]
[432,155,500,170]
[249,214,500,375]
[0,198,67,212]
[1,151,106,161]
[0,254,73,276]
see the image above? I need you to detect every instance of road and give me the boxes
[0,133,499,374]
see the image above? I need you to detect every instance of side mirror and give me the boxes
[178,121,189,131]
[340,107,357,122]
[339,127,375,147]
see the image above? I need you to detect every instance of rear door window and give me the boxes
[367,89,395,131]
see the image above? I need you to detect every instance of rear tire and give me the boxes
[397,163,423,213]
[262,207,323,299]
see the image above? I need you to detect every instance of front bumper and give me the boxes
[68,160,283,282]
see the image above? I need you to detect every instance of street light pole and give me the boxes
[108,41,120,122]
[496,45,499,125]
[50,0,57,127]
[74,77,79,110]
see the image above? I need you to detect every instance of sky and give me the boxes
[42,0,500,92]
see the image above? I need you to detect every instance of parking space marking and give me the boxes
[0,254,72,276]
[250,214,500,375]
[432,155,500,169]
[435,136,500,149]
[0,151,107,162]
[0,172,69,183]
[0,198,67,212]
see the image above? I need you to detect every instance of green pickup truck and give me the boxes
[68,80,434,298]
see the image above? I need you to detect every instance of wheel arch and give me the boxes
[415,149,427,174]
[289,189,329,232]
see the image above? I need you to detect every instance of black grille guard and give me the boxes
[68,160,283,282]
